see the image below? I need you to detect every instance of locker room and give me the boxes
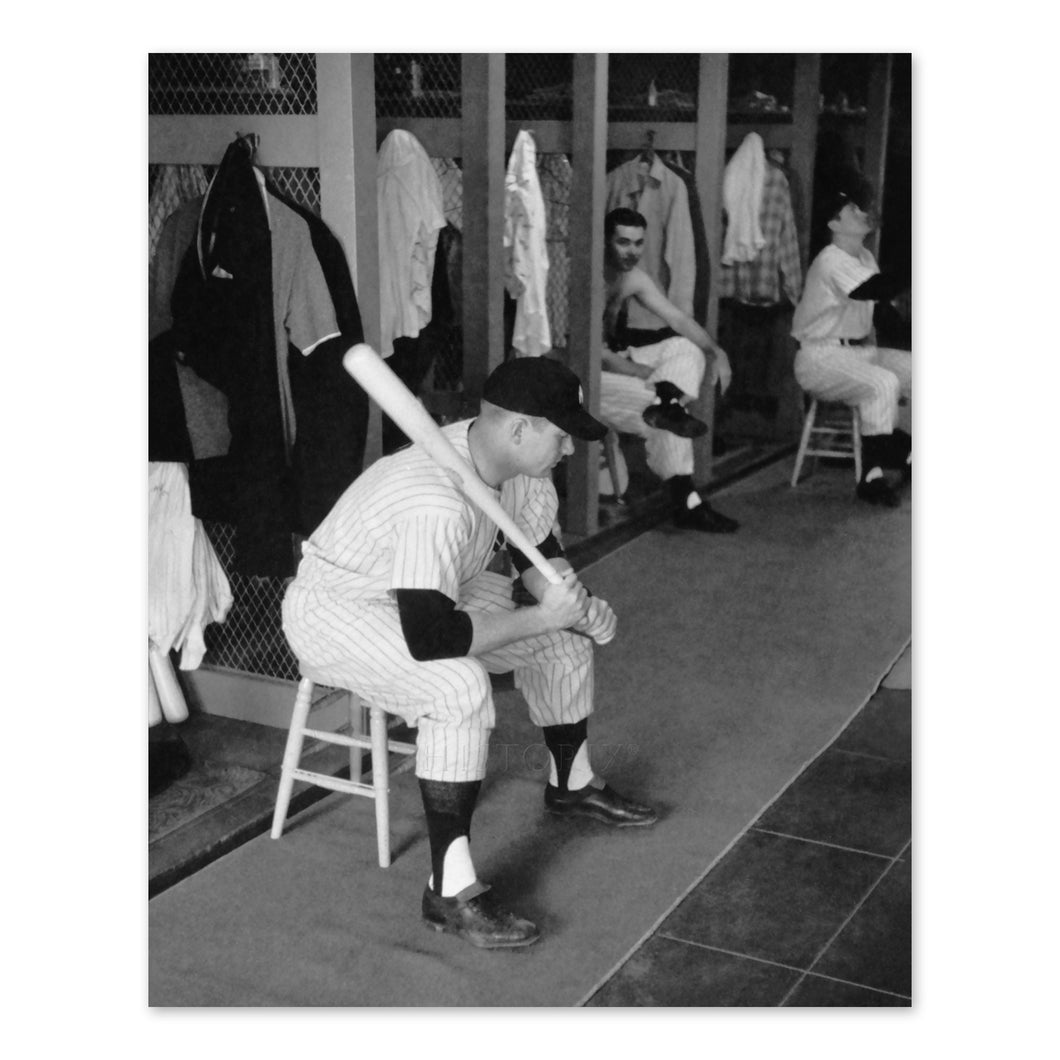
[147,52,912,1008]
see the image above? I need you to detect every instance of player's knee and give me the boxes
[875,373,900,407]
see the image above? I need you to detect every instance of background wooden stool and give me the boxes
[791,398,862,486]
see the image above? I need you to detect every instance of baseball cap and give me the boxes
[482,357,608,442]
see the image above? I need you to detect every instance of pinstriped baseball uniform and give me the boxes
[598,335,707,479]
[281,419,593,783]
[792,244,911,436]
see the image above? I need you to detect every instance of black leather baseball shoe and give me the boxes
[674,502,740,533]
[422,882,540,949]
[642,402,709,438]
[856,476,900,508]
[545,783,658,827]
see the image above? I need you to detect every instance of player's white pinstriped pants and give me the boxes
[598,336,707,479]
[281,571,594,782]
[794,343,912,436]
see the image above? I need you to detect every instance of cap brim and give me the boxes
[553,409,609,442]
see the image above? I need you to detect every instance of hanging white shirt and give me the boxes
[377,130,446,357]
[722,132,767,265]
[504,130,551,356]
[148,462,233,671]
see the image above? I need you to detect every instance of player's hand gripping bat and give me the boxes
[342,343,615,645]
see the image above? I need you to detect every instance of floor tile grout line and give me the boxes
[797,842,910,988]
[654,933,911,1002]
[749,826,905,861]
[828,745,911,766]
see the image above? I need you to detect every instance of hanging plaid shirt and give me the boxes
[719,164,803,306]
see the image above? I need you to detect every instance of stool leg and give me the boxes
[851,408,863,482]
[347,693,365,784]
[370,706,392,868]
[271,678,315,839]
[791,400,817,486]
[603,430,626,505]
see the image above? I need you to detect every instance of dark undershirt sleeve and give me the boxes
[394,589,474,661]
[508,532,564,575]
[849,271,910,302]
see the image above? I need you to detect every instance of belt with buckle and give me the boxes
[837,336,869,346]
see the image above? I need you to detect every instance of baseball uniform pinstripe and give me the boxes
[598,335,707,479]
[281,420,593,783]
[792,244,911,436]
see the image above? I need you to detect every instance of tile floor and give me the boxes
[586,653,912,1007]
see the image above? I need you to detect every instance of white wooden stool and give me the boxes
[791,398,863,487]
[271,673,416,867]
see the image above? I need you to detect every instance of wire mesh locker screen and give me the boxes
[608,53,700,122]
[505,54,573,120]
[200,523,301,681]
[375,54,462,118]
[149,53,317,115]
[727,54,796,120]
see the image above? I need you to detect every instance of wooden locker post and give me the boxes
[863,54,893,258]
[690,53,729,486]
[317,54,383,465]
[791,54,822,270]
[565,53,609,537]
[461,54,507,401]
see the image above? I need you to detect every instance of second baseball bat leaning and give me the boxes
[341,343,614,644]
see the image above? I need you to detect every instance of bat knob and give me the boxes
[342,343,375,375]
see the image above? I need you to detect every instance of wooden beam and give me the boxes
[790,54,822,270]
[565,53,608,537]
[148,115,318,165]
[461,54,506,399]
[375,117,463,157]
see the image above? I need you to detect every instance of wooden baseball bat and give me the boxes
[342,344,615,643]
[149,645,190,724]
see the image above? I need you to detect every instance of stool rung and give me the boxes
[302,726,371,750]
[290,768,379,798]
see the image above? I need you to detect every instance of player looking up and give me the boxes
[791,190,912,507]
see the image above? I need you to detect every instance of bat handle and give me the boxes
[530,554,564,586]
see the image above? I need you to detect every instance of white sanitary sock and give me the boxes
[428,836,478,897]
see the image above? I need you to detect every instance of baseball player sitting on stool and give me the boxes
[282,356,656,950]
[599,207,740,533]
[791,189,912,507]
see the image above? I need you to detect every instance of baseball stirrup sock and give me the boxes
[419,779,481,897]
[667,474,699,512]
[543,719,593,791]
[860,435,888,482]
[653,380,685,406]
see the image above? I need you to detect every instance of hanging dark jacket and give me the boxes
[169,139,295,577]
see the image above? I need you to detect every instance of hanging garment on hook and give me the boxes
[377,130,446,357]
[720,160,802,306]
[504,130,551,357]
[166,139,340,575]
[722,132,767,265]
